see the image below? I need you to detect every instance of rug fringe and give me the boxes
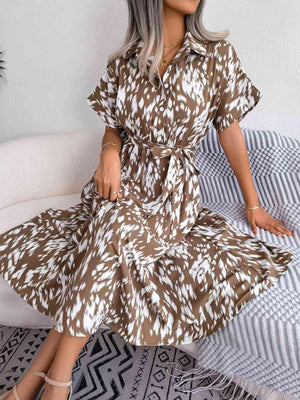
[164,361,295,400]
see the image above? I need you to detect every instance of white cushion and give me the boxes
[0,131,101,209]
[0,193,80,235]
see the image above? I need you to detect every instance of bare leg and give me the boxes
[6,327,63,400]
[40,333,90,400]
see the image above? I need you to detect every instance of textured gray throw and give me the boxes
[170,127,300,400]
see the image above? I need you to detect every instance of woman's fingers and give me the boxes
[263,222,283,237]
[250,219,257,234]
[266,224,285,238]
[102,176,111,199]
[271,217,284,225]
[110,179,121,202]
[98,181,103,198]
[264,221,294,238]
[273,223,293,237]
[94,175,121,202]
[94,176,103,198]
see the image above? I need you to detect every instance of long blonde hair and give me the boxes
[107,0,229,86]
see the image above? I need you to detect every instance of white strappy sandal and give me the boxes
[0,371,72,400]
[33,371,73,400]
[0,385,22,400]
[0,371,46,400]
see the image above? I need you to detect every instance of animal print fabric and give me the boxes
[0,31,294,346]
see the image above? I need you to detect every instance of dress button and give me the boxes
[159,106,164,112]
[164,83,168,89]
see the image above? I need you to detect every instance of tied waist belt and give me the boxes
[125,134,200,170]
[123,134,200,205]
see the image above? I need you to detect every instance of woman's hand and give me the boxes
[246,206,294,238]
[94,147,122,202]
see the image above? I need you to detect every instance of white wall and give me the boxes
[0,0,299,144]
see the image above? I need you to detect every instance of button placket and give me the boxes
[158,59,173,98]
[157,58,176,132]
[157,93,167,131]
[160,72,172,131]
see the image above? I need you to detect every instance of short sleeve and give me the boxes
[213,40,263,134]
[86,58,122,130]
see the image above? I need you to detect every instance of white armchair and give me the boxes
[0,132,102,329]
[0,131,197,357]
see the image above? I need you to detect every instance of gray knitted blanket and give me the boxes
[169,128,300,400]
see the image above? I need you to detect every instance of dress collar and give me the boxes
[124,31,208,60]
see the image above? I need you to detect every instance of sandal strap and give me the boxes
[44,374,72,387]
[12,386,21,400]
[33,371,46,379]
[33,371,72,387]
[68,385,73,400]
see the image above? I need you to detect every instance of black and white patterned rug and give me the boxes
[0,325,255,399]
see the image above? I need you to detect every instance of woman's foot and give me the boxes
[5,369,46,400]
[39,371,72,400]
[38,330,89,400]
[4,327,64,400]
[40,383,71,400]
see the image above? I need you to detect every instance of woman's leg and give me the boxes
[6,327,63,400]
[40,333,90,400]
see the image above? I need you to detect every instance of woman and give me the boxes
[0,0,295,399]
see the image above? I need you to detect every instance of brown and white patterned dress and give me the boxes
[0,31,294,346]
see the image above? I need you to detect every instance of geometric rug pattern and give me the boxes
[0,325,255,399]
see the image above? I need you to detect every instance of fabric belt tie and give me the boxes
[124,134,200,208]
